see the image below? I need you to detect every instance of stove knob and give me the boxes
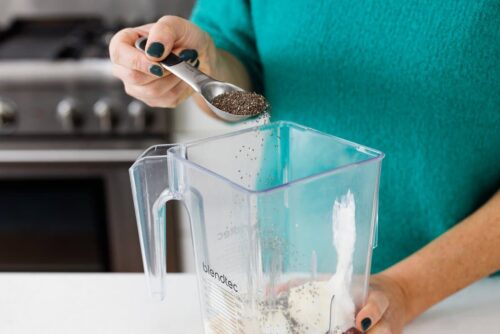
[127,100,149,131]
[56,98,80,131]
[0,98,17,127]
[94,99,115,133]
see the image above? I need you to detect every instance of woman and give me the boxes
[109,1,500,332]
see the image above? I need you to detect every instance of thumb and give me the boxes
[144,15,191,60]
[355,290,390,332]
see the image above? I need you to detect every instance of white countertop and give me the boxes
[1,273,498,333]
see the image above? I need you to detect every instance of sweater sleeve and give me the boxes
[190,0,263,93]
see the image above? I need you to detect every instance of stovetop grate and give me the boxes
[0,18,122,60]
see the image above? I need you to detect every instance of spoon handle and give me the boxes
[134,37,213,93]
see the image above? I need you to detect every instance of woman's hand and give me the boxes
[109,16,217,108]
[356,191,500,333]
[355,273,409,333]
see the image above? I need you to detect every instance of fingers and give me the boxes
[145,15,188,60]
[111,65,158,86]
[109,18,200,108]
[125,80,190,108]
[109,27,164,77]
[356,290,390,332]
[139,83,188,108]
[125,75,181,100]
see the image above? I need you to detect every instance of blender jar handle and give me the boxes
[148,189,179,300]
[129,144,181,301]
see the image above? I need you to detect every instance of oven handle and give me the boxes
[0,149,143,163]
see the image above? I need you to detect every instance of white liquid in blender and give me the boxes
[206,191,357,334]
[255,280,336,334]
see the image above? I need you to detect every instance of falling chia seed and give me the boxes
[211,91,269,116]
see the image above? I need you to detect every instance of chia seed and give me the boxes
[211,91,269,116]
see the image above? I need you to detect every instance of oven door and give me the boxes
[0,148,143,272]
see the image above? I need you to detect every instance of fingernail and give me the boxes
[179,49,198,62]
[146,42,165,58]
[361,317,372,331]
[149,64,163,77]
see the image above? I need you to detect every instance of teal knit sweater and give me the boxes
[191,0,500,273]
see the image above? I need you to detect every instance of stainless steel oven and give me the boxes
[0,141,157,272]
[0,0,195,272]
[0,18,171,272]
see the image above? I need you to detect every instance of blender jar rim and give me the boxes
[130,121,385,195]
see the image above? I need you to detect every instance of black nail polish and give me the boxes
[179,49,198,62]
[149,64,163,77]
[361,318,372,331]
[146,42,165,58]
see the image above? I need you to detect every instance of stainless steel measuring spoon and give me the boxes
[135,37,259,122]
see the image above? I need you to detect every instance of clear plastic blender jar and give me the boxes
[130,121,384,334]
